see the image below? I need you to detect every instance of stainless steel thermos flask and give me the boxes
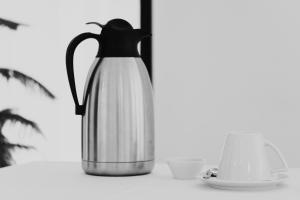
[65,19,154,176]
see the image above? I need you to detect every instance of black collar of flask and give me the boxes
[98,30,140,57]
[91,19,148,57]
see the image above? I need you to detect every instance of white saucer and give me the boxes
[200,173,288,190]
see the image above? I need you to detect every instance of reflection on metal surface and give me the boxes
[82,57,154,175]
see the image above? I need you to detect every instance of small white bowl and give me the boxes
[167,157,206,180]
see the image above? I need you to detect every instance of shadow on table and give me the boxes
[196,182,289,193]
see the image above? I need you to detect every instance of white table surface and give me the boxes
[0,162,299,200]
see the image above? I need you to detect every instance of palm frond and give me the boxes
[0,17,28,30]
[0,134,34,167]
[0,68,55,99]
[0,109,41,133]
[1,142,35,150]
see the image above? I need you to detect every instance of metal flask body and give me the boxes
[81,57,154,175]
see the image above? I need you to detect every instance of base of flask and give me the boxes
[82,160,154,176]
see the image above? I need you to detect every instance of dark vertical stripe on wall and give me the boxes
[140,0,152,82]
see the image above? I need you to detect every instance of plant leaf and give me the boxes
[0,17,28,30]
[0,109,41,133]
[0,133,34,167]
[0,68,55,99]
[1,142,35,150]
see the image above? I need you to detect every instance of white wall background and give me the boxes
[154,0,300,167]
[1,0,300,168]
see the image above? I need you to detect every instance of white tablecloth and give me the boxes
[0,162,298,200]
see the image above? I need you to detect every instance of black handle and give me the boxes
[66,32,100,115]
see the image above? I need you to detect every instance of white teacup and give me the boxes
[167,158,205,180]
[218,131,288,181]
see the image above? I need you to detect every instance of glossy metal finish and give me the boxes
[82,160,154,176]
[81,57,154,176]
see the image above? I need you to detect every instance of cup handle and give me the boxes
[264,140,288,173]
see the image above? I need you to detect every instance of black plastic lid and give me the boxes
[88,19,149,57]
